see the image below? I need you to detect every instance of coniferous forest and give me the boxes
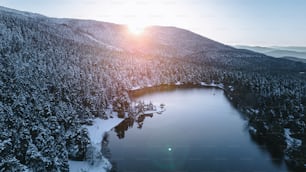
[0,6,305,171]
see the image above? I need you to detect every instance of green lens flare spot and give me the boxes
[168,147,172,152]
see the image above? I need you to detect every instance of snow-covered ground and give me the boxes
[130,86,141,91]
[68,101,164,172]
[69,156,111,172]
[86,116,123,146]
[200,82,224,89]
[175,81,182,85]
[69,116,124,172]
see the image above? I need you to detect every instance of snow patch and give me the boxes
[200,82,208,86]
[175,81,182,85]
[68,156,111,172]
[228,85,235,91]
[131,86,141,91]
[69,116,124,172]
[86,117,123,145]
[247,108,260,114]
[200,82,224,89]
[284,128,302,148]
[248,126,257,134]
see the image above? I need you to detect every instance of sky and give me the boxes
[1,0,306,46]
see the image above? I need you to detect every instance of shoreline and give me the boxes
[128,82,226,99]
[77,83,302,171]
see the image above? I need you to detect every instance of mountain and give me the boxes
[266,49,306,59]
[271,46,306,52]
[235,45,306,60]
[282,56,306,63]
[234,45,273,53]
[0,5,302,65]
[68,18,306,72]
[1,6,306,171]
[281,56,306,63]
[50,18,235,57]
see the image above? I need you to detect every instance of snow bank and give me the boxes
[69,156,111,172]
[86,116,124,145]
[200,82,224,89]
[131,86,141,91]
[246,108,260,115]
[69,116,124,172]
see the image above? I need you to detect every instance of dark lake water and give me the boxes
[106,88,288,172]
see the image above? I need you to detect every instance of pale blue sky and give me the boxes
[1,0,306,46]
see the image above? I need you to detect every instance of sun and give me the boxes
[128,24,146,35]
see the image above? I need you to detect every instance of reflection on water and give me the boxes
[114,99,165,139]
[107,88,288,172]
[114,114,154,139]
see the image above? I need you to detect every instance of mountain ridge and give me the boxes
[0,5,234,57]
[235,45,306,60]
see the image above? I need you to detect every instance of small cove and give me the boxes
[106,87,288,172]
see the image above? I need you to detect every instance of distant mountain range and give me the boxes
[235,45,306,63]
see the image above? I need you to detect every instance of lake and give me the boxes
[106,87,288,172]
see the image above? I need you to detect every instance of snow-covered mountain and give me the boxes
[50,18,234,57]
[49,13,306,70]
[1,6,234,57]
[1,6,306,172]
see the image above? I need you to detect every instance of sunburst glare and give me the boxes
[128,24,146,35]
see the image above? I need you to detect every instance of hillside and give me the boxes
[282,56,306,63]
[1,6,306,171]
[51,18,234,57]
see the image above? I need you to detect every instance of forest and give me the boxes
[0,7,306,171]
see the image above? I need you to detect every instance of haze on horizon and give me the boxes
[1,0,306,47]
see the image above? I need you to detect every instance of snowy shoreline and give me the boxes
[69,115,124,172]
[130,81,225,92]
[68,83,232,172]
[129,82,227,99]
[69,96,165,172]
